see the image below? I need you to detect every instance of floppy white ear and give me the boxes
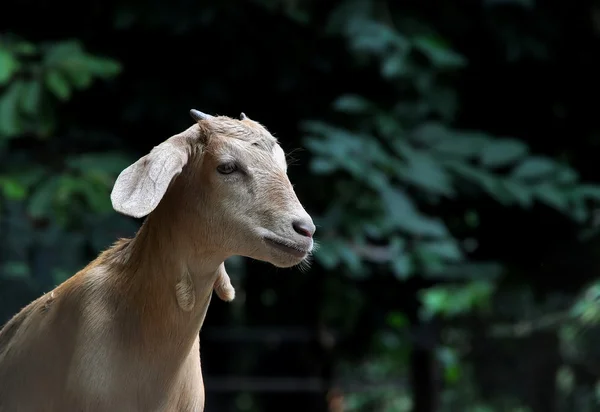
[111,135,190,218]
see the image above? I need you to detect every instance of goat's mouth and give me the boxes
[263,237,309,259]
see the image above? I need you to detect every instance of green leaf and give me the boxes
[534,183,569,212]
[338,246,364,276]
[43,40,84,65]
[419,281,494,319]
[386,311,409,329]
[500,180,533,208]
[332,94,372,114]
[19,80,42,114]
[412,35,467,69]
[437,346,462,384]
[44,69,71,101]
[314,239,342,269]
[12,41,37,56]
[445,161,504,200]
[570,196,588,223]
[346,20,404,56]
[420,288,449,318]
[0,177,27,199]
[42,39,120,89]
[381,52,408,79]
[0,49,18,85]
[28,176,60,218]
[574,184,600,202]
[410,122,449,145]
[511,156,556,180]
[64,69,92,89]
[399,150,454,196]
[391,253,413,279]
[555,166,579,184]
[310,157,337,174]
[381,188,449,237]
[418,238,464,262]
[420,127,490,158]
[479,138,528,168]
[1,261,30,279]
[84,57,122,77]
[0,80,24,136]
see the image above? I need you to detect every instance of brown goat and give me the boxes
[0,110,316,412]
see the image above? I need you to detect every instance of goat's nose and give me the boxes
[292,219,316,238]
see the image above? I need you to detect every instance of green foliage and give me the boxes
[295,2,600,410]
[0,36,121,139]
[304,9,600,281]
[0,36,124,286]
[419,281,495,320]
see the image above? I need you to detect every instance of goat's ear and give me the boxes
[111,135,190,218]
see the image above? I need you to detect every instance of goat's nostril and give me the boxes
[292,220,315,238]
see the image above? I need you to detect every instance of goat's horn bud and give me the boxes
[189,109,213,122]
[239,112,247,120]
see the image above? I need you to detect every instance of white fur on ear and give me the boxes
[111,137,189,218]
[214,263,235,302]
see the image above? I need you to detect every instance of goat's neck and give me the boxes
[106,207,223,362]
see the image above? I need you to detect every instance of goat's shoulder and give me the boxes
[0,243,123,356]
[0,270,83,343]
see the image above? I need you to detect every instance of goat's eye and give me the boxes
[216,162,238,175]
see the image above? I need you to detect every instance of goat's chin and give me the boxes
[259,244,313,269]
[250,228,313,269]
[269,256,308,269]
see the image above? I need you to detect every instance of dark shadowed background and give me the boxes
[3,1,600,411]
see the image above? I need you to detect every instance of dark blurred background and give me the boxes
[3,1,600,411]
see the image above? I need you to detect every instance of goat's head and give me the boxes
[110,110,315,268]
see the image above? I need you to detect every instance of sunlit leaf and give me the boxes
[0,177,27,199]
[0,49,18,85]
